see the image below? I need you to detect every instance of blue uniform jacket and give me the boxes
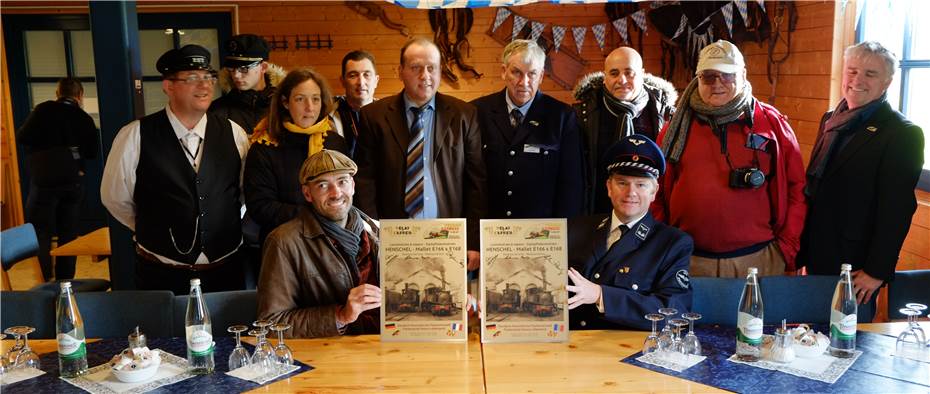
[568,213,694,330]
[471,89,584,219]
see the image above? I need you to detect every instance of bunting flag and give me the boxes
[612,17,629,44]
[492,7,511,32]
[592,24,607,52]
[552,25,567,52]
[755,0,765,13]
[572,26,587,54]
[672,14,688,39]
[530,21,546,41]
[389,0,643,9]
[736,1,750,27]
[631,10,648,32]
[512,15,528,40]
[722,2,734,37]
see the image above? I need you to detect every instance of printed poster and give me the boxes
[380,219,468,342]
[480,219,569,343]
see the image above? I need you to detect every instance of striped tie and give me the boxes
[404,106,426,218]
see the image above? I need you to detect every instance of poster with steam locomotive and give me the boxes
[379,219,468,342]
[480,219,569,343]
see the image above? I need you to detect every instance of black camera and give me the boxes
[729,167,765,189]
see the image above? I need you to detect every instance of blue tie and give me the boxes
[404,106,425,218]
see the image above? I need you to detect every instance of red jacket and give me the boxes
[652,101,807,271]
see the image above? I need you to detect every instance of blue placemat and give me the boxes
[622,325,930,393]
[2,336,312,393]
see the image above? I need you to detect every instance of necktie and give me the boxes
[404,106,426,218]
[510,108,524,128]
[608,224,629,249]
[181,133,202,166]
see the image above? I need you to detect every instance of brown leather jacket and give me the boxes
[257,206,380,338]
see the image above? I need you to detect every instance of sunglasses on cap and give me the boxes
[226,62,261,75]
[698,71,738,85]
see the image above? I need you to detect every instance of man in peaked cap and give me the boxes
[257,150,382,338]
[567,135,693,331]
[101,44,251,294]
[210,34,285,135]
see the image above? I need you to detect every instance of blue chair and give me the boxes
[691,277,745,326]
[0,291,58,339]
[172,290,258,337]
[760,275,875,324]
[887,269,930,320]
[76,291,175,338]
[1,223,110,292]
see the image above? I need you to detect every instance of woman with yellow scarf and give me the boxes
[244,67,349,247]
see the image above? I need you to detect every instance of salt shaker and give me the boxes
[770,319,796,363]
[128,326,147,350]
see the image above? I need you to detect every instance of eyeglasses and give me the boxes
[698,71,737,85]
[226,62,260,75]
[169,73,218,85]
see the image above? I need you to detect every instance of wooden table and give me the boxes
[49,227,110,262]
[0,323,916,393]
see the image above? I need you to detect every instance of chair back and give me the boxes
[76,291,175,338]
[760,275,875,324]
[1,223,39,271]
[691,277,745,325]
[172,290,257,337]
[887,269,930,320]
[0,291,57,338]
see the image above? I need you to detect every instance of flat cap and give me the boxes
[223,34,269,68]
[156,44,213,76]
[299,149,358,183]
[604,135,666,179]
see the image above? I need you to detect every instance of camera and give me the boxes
[729,167,765,189]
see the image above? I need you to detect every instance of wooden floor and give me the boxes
[5,255,109,291]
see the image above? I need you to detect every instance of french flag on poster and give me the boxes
[451,323,463,331]
[553,323,564,332]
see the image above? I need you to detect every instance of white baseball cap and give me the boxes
[696,40,745,74]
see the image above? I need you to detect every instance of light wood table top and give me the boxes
[49,227,109,260]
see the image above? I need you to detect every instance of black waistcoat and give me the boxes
[135,110,242,264]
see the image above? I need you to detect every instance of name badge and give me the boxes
[523,144,541,154]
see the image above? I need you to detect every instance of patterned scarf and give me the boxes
[284,117,332,157]
[312,206,368,264]
[601,85,649,140]
[661,78,754,162]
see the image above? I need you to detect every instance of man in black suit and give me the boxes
[354,38,486,270]
[471,39,583,220]
[799,41,925,305]
[567,135,693,330]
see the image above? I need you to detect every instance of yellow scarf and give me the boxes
[250,116,332,157]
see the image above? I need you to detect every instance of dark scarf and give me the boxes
[601,85,649,140]
[805,94,886,197]
[312,206,368,263]
[661,78,754,162]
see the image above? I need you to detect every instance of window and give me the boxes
[858,0,930,188]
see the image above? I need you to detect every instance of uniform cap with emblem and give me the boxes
[155,44,214,76]
[604,135,666,179]
[696,40,745,75]
[223,34,269,68]
[299,149,358,184]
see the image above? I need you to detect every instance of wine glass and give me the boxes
[3,327,24,367]
[227,325,251,371]
[643,313,664,355]
[248,328,274,373]
[657,307,678,352]
[904,303,927,346]
[681,312,703,356]
[9,326,40,370]
[270,323,293,367]
[669,318,690,354]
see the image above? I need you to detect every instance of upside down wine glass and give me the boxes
[643,313,665,355]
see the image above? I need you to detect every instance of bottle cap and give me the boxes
[748,267,758,275]
[60,281,72,289]
[841,264,852,272]
[190,278,201,286]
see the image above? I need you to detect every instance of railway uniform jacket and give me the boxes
[799,101,925,282]
[257,206,380,338]
[568,212,693,331]
[354,91,487,249]
[471,89,584,219]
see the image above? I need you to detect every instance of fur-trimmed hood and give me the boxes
[218,62,286,94]
[573,71,678,108]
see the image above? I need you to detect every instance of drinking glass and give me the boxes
[227,325,251,371]
[271,323,293,367]
[669,318,690,354]
[643,313,664,355]
[9,326,40,370]
[904,303,927,346]
[681,312,703,356]
[0,333,6,377]
[657,307,678,352]
[3,327,24,367]
[249,328,274,373]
